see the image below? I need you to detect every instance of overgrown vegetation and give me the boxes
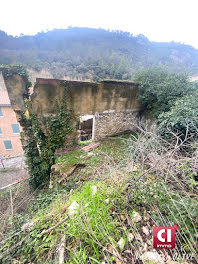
[0,65,74,190]
[126,128,198,255]
[0,134,197,263]
[0,64,32,92]
[1,65,198,262]
[21,104,73,190]
[133,68,196,116]
[158,91,198,140]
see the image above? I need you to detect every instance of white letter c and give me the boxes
[157,229,165,242]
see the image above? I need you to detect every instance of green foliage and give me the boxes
[1,135,197,262]
[0,64,32,94]
[30,186,69,213]
[23,104,73,190]
[158,91,198,139]
[133,68,195,116]
[66,181,126,262]
[0,65,57,190]
[0,181,129,263]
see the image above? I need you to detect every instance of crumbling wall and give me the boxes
[3,74,28,112]
[93,110,139,140]
[31,79,142,139]
[4,73,143,142]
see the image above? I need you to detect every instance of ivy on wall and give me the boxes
[0,64,31,95]
[21,104,73,190]
[1,65,73,190]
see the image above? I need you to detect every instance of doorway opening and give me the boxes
[80,115,94,141]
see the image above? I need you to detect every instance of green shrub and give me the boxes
[133,68,195,117]
[22,103,73,190]
[158,91,198,140]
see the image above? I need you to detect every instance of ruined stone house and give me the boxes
[32,78,142,141]
[1,72,142,153]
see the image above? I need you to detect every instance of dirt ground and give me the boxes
[0,155,28,190]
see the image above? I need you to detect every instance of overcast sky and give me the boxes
[1,0,198,48]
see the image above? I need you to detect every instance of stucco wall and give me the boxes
[31,79,141,116]
[4,75,143,142]
[3,74,27,112]
[0,106,23,156]
[31,78,142,140]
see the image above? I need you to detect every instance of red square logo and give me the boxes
[153,225,179,249]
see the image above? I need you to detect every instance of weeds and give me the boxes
[0,131,197,263]
[126,125,198,258]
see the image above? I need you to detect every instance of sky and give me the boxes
[1,0,198,48]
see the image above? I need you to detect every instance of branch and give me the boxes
[41,216,69,236]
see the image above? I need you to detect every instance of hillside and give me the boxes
[1,27,198,81]
[1,134,197,263]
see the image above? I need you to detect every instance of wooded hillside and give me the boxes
[1,27,198,81]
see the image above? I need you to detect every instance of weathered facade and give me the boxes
[3,74,143,143]
[0,72,23,156]
[31,79,142,140]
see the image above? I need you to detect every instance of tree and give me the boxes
[133,68,195,117]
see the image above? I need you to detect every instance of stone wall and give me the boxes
[93,110,139,140]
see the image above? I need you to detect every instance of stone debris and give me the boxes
[68,201,79,216]
[49,181,53,189]
[21,221,34,232]
[127,232,134,241]
[117,237,125,250]
[105,198,109,203]
[142,226,150,236]
[141,251,164,264]
[133,211,142,222]
[87,152,94,156]
[91,185,97,195]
